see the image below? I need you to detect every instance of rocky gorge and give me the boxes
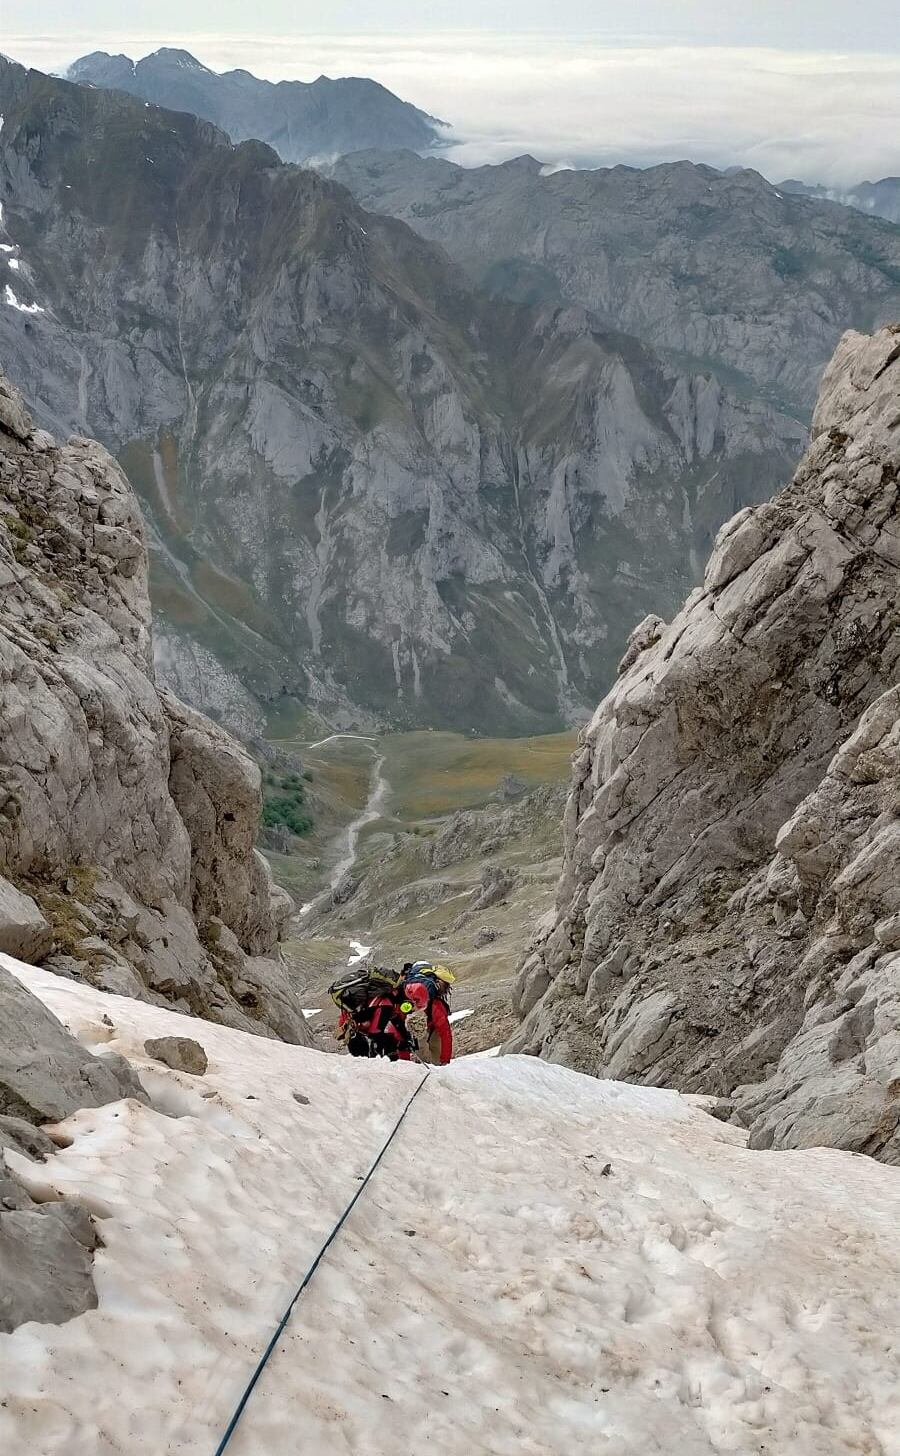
[509,325,900,1164]
[0,56,808,735]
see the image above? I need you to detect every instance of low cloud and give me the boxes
[5,30,900,185]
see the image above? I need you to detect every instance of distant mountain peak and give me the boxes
[141,48,213,73]
[67,48,449,166]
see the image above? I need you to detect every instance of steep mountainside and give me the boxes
[0,369,312,1044]
[508,326,900,1163]
[781,175,900,226]
[0,58,804,734]
[334,150,900,415]
[68,48,447,163]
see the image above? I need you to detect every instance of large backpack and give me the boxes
[328,965,405,1024]
[403,961,455,1010]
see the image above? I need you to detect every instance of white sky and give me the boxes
[3,4,899,184]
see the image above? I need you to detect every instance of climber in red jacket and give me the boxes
[337,993,415,1061]
[399,962,455,1066]
[333,961,456,1064]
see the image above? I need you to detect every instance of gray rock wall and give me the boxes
[0,962,147,1333]
[0,58,806,735]
[0,370,311,1045]
[508,326,900,1161]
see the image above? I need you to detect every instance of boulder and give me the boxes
[473,867,517,912]
[0,1151,100,1333]
[144,1036,209,1077]
[0,878,52,961]
[0,963,145,1124]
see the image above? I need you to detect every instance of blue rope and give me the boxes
[212,1070,431,1455]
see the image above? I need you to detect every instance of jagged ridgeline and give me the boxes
[509,326,900,1164]
[334,150,900,416]
[0,56,807,734]
[68,47,449,164]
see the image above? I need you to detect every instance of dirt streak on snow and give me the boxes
[1,953,899,1456]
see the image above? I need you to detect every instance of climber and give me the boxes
[328,961,456,1064]
[330,964,416,1061]
[399,961,455,1066]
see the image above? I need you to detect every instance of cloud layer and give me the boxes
[5,30,900,185]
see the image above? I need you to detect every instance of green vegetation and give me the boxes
[377,729,576,818]
[262,771,313,837]
[5,513,34,564]
[772,246,807,281]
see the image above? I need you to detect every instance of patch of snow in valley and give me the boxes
[448,1007,474,1024]
[348,940,372,966]
[2,953,900,1456]
[302,1008,322,1019]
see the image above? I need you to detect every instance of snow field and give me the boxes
[2,955,899,1456]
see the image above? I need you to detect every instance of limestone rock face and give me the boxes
[508,327,900,1160]
[0,964,139,1332]
[0,878,52,962]
[0,371,312,1045]
[0,1149,101,1333]
[0,57,806,735]
[335,151,900,417]
[0,962,144,1124]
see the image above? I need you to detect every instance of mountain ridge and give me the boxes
[67,46,448,165]
[334,147,900,416]
[780,174,900,226]
[0,56,804,735]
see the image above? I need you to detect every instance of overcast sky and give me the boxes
[4,2,899,183]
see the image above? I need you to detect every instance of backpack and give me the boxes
[328,965,405,1023]
[403,962,455,1010]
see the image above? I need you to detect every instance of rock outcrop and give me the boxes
[0,961,144,1138]
[0,959,144,1332]
[0,370,312,1044]
[509,326,900,1162]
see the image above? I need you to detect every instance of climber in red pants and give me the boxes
[399,962,455,1066]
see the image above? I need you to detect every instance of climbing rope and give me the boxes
[211,1070,432,1455]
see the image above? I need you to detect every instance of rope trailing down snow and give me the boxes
[212,1071,432,1455]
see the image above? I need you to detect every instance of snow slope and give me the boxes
[2,953,899,1456]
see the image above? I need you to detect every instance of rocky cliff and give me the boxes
[0,57,804,734]
[335,150,900,416]
[0,369,312,1044]
[68,48,447,164]
[508,326,900,1163]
